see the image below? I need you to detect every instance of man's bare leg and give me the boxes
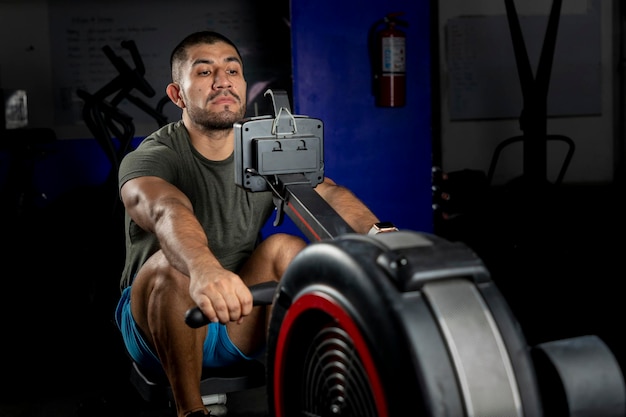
[130,233,306,416]
[131,251,209,416]
[227,233,307,354]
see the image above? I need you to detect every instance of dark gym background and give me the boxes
[0,0,624,416]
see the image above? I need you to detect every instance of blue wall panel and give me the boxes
[289,0,432,233]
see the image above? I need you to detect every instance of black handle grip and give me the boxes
[184,281,278,329]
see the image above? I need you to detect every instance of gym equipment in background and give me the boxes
[76,40,169,215]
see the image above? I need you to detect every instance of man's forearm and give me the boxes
[317,181,380,234]
[154,201,221,277]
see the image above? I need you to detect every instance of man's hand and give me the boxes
[188,265,253,324]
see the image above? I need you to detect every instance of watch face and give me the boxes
[369,222,398,236]
[376,222,396,230]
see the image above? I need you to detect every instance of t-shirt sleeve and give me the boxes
[118,140,179,192]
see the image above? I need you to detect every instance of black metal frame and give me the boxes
[489,0,575,186]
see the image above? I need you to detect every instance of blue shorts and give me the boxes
[115,286,253,374]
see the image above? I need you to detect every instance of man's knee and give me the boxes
[245,233,306,280]
[263,233,306,257]
[133,251,189,302]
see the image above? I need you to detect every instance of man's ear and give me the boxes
[166,83,185,109]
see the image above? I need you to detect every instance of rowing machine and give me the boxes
[185,89,625,417]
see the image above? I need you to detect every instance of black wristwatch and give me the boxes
[368,221,399,236]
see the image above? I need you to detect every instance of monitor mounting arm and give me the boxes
[234,89,354,242]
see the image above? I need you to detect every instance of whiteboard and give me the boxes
[48,0,291,136]
[445,0,601,120]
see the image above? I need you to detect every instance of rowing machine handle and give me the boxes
[184,281,278,329]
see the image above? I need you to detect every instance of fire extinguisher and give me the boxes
[368,12,408,107]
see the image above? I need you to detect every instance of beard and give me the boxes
[186,92,247,131]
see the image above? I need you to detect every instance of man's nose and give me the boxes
[213,70,232,89]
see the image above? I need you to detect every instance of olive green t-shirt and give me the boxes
[118,120,274,290]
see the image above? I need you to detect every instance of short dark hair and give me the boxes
[170,31,243,82]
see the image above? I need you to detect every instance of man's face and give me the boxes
[177,41,247,130]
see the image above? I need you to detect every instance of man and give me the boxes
[115,30,383,417]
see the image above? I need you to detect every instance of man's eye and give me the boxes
[226,69,238,75]
[199,70,211,76]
